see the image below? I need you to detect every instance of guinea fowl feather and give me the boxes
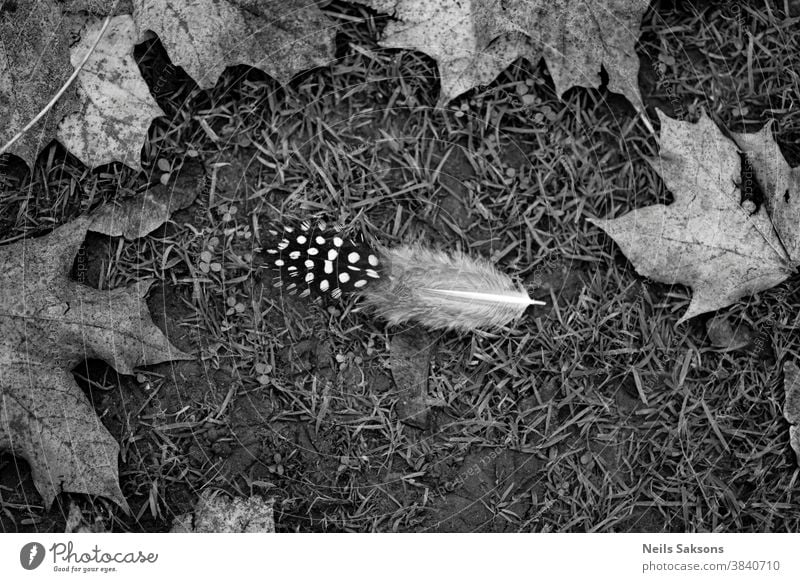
[361,244,543,331]
[264,223,544,332]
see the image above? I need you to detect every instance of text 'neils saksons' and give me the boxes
[643,544,724,554]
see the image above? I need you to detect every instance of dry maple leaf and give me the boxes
[131,0,336,90]
[783,361,800,466]
[589,111,798,323]
[389,328,439,430]
[731,121,800,261]
[351,0,647,107]
[2,3,163,172]
[0,216,191,510]
[58,15,165,172]
[171,491,275,533]
[90,158,205,239]
[482,0,647,109]
[0,0,79,167]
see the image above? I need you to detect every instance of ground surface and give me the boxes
[1,0,800,532]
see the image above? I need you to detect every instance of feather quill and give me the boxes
[263,223,544,332]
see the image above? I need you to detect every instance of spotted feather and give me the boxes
[262,221,545,331]
[266,222,382,298]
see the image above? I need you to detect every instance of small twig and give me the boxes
[0,14,113,157]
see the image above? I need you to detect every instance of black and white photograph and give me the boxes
[1,0,799,579]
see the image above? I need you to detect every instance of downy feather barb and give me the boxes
[361,244,544,332]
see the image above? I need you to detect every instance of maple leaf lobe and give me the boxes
[351,0,647,107]
[0,0,79,167]
[132,0,336,90]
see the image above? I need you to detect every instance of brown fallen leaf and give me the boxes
[171,491,275,533]
[389,328,440,429]
[90,158,205,239]
[0,0,79,167]
[589,111,797,323]
[0,217,192,510]
[60,1,130,15]
[352,0,647,107]
[64,500,106,532]
[705,314,754,352]
[482,0,647,109]
[132,0,336,90]
[782,361,800,466]
[57,15,164,172]
[731,121,800,261]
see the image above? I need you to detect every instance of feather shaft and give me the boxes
[421,288,546,307]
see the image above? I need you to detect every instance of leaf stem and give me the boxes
[638,110,657,140]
